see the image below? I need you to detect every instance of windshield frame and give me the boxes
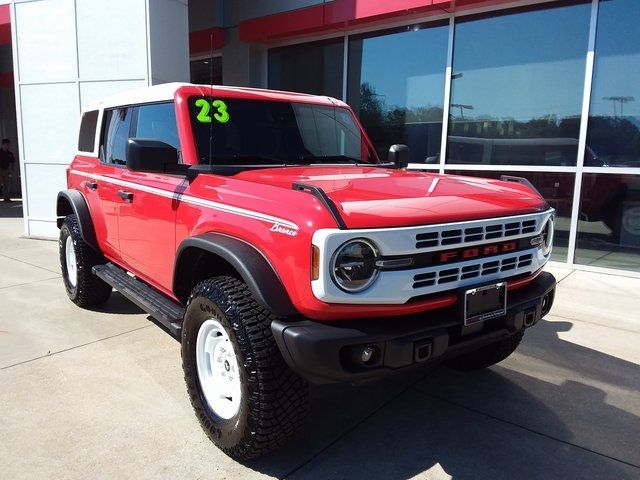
[185,93,381,167]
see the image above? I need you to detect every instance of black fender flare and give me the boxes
[173,233,299,317]
[56,190,100,252]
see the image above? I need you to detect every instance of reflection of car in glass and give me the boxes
[582,174,640,244]
[440,136,639,241]
[56,84,556,460]
[441,136,603,167]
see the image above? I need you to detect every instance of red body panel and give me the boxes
[117,170,181,295]
[70,156,123,262]
[232,166,547,228]
[67,85,548,321]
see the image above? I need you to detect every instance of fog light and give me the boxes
[361,345,377,364]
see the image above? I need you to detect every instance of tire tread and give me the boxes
[182,276,308,460]
[59,214,111,308]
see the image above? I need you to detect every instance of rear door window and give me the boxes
[101,108,133,166]
[133,102,180,155]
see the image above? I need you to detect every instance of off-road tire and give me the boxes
[446,330,525,371]
[181,276,309,461]
[59,214,111,307]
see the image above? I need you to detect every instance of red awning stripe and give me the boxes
[0,4,11,46]
[189,27,224,55]
[0,4,10,25]
[239,0,549,43]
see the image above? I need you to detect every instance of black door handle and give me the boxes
[84,181,98,190]
[117,190,134,203]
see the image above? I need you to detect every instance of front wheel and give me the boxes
[445,330,524,371]
[181,276,309,460]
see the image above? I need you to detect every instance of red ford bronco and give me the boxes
[57,83,556,460]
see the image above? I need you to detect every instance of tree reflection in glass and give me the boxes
[586,0,640,168]
[446,2,591,166]
[347,24,448,163]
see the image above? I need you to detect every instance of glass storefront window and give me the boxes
[446,2,591,166]
[190,57,222,85]
[575,173,640,271]
[257,0,640,274]
[446,170,574,262]
[347,23,449,163]
[268,38,344,100]
[586,0,640,168]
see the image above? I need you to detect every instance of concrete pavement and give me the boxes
[1,202,639,479]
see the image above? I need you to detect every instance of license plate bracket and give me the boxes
[464,282,507,326]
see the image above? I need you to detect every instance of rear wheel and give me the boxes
[181,276,309,460]
[446,330,524,371]
[59,214,111,308]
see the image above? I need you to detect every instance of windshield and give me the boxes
[188,97,377,165]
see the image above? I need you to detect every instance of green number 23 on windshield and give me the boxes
[195,98,230,124]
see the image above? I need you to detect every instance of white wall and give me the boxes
[9,0,189,238]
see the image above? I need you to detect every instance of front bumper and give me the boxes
[271,272,556,384]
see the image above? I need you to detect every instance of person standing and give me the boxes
[0,139,16,202]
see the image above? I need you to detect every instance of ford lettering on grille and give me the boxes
[439,240,518,263]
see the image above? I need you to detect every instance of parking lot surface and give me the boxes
[1,204,639,480]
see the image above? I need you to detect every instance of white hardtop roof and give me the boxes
[82,82,344,112]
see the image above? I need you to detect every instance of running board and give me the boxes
[92,263,184,338]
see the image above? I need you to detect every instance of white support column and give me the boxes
[567,0,599,267]
[10,0,189,238]
[438,16,455,175]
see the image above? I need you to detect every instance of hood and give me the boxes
[234,166,549,229]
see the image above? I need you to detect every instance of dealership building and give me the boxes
[0,0,638,276]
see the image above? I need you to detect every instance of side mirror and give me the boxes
[388,144,410,169]
[126,138,179,173]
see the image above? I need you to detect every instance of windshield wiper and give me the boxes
[297,154,363,165]
[209,153,286,165]
[206,153,384,168]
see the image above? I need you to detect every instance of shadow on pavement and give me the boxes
[243,319,640,479]
[88,291,145,315]
[0,199,23,218]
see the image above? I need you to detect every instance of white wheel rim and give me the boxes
[65,236,78,288]
[196,318,242,420]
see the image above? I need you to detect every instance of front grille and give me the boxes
[415,218,537,249]
[412,253,534,289]
[312,208,553,305]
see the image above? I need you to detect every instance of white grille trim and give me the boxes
[311,209,554,305]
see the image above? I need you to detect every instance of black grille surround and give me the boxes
[378,235,539,272]
[412,253,534,289]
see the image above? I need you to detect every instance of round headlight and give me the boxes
[541,217,554,256]
[330,239,380,292]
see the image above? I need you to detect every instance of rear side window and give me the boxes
[101,108,133,165]
[134,102,181,160]
[447,141,485,164]
[78,110,98,152]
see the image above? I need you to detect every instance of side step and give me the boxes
[93,263,184,338]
